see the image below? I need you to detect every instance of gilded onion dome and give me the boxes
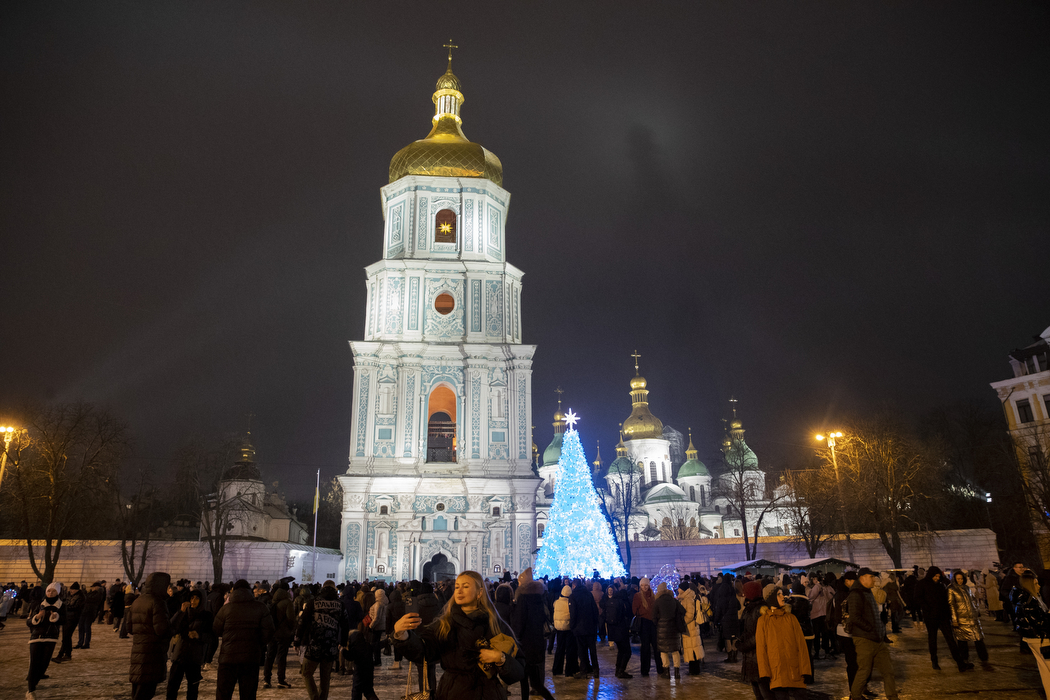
[542,395,567,467]
[607,431,641,475]
[722,415,759,470]
[622,354,664,440]
[389,58,503,186]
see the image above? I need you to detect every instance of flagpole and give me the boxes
[312,469,319,581]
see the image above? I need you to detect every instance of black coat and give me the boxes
[568,587,599,637]
[128,572,172,684]
[270,587,296,642]
[511,580,547,663]
[396,606,525,700]
[65,589,86,620]
[213,587,275,664]
[916,569,951,624]
[786,594,813,637]
[111,586,126,617]
[737,599,767,682]
[28,595,65,641]
[652,591,684,653]
[170,604,213,665]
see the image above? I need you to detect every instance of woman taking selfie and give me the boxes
[393,571,525,700]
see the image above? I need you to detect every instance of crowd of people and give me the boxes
[3,559,1050,700]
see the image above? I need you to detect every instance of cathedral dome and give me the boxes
[389,61,503,186]
[623,373,664,440]
[677,458,709,479]
[607,455,641,475]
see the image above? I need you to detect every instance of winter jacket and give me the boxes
[294,586,313,617]
[947,583,983,642]
[882,579,905,614]
[494,585,513,626]
[986,576,1003,613]
[212,586,275,665]
[679,588,704,661]
[737,598,768,681]
[83,583,104,620]
[652,588,684,653]
[1012,588,1050,640]
[270,586,296,642]
[916,567,952,624]
[66,588,86,620]
[511,578,548,663]
[415,591,444,625]
[830,582,853,636]
[553,586,573,631]
[602,588,632,642]
[128,572,172,684]
[807,581,831,619]
[394,605,525,700]
[844,585,883,643]
[295,586,350,662]
[169,604,213,665]
[632,585,656,622]
[756,606,812,689]
[569,586,599,637]
[786,593,813,638]
[28,594,64,642]
[721,594,744,639]
[369,589,389,633]
[111,585,126,617]
[591,582,604,607]
[388,588,406,633]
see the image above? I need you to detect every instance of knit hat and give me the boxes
[762,583,778,602]
[45,582,62,599]
[561,585,572,597]
[639,577,651,591]
[656,582,668,596]
[742,580,764,601]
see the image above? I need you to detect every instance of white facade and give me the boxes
[339,63,539,583]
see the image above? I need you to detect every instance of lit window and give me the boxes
[435,209,457,243]
[493,564,502,573]
[1018,399,1035,424]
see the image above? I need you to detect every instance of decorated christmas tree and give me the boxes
[534,410,628,578]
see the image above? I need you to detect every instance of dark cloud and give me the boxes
[1,1,1047,497]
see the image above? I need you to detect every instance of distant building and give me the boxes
[199,432,309,545]
[537,357,790,544]
[990,323,1050,566]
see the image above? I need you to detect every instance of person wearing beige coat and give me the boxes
[985,572,1004,621]
[948,571,990,668]
[677,582,705,675]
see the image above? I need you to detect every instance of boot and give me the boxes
[688,659,701,675]
[674,667,681,680]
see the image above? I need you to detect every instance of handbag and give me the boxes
[401,660,430,700]
[168,633,183,661]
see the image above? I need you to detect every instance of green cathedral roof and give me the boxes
[542,433,563,467]
[677,458,710,478]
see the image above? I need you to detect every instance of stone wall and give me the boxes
[0,540,343,585]
[621,529,1000,578]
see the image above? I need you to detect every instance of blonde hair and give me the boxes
[435,571,506,640]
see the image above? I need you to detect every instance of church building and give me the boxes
[338,54,539,582]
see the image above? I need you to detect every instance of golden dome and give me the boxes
[630,375,647,390]
[388,61,503,186]
[622,377,664,440]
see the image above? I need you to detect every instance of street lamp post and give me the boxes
[0,426,19,493]
[816,431,854,562]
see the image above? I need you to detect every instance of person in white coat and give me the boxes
[678,581,705,675]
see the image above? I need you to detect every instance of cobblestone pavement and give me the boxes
[0,612,1042,700]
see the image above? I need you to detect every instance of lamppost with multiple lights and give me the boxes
[816,431,854,562]
[0,425,20,493]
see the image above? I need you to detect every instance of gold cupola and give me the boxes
[622,351,664,440]
[388,48,503,186]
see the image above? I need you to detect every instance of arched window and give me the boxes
[421,517,426,531]
[537,523,545,538]
[690,517,696,528]
[633,533,639,541]
[714,505,720,514]
[662,517,671,527]
[690,486,696,501]
[492,506,501,517]
[493,564,502,573]
[700,486,706,507]
[379,505,388,515]
[733,528,740,537]
[435,209,457,243]
[650,462,658,483]
[376,564,385,573]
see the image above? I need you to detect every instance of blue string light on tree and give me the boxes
[534,409,627,579]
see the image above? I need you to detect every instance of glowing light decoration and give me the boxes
[650,563,681,594]
[534,417,627,579]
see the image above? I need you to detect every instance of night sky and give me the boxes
[2,2,1048,501]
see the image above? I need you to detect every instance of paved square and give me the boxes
[0,611,1042,699]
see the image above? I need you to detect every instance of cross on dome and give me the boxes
[443,39,458,65]
[564,409,579,428]
[631,350,641,375]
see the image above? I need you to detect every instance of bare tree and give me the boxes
[1004,420,1050,561]
[604,467,641,571]
[658,500,700,541]
[712,434,784,560]
[171,438,246,584]
[2,403,129,583]
[827,415,945,568]
[113,469,158,587]
[782,467,840,558]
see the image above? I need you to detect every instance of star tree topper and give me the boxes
[564,409,579,428]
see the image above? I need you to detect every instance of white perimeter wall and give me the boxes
[0,540,343,586]
[622,529,1000,579]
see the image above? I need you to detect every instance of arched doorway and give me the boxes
[422,552,456,582]
[427,386,457,463]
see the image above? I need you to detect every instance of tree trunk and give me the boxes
[877,530,903,568]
